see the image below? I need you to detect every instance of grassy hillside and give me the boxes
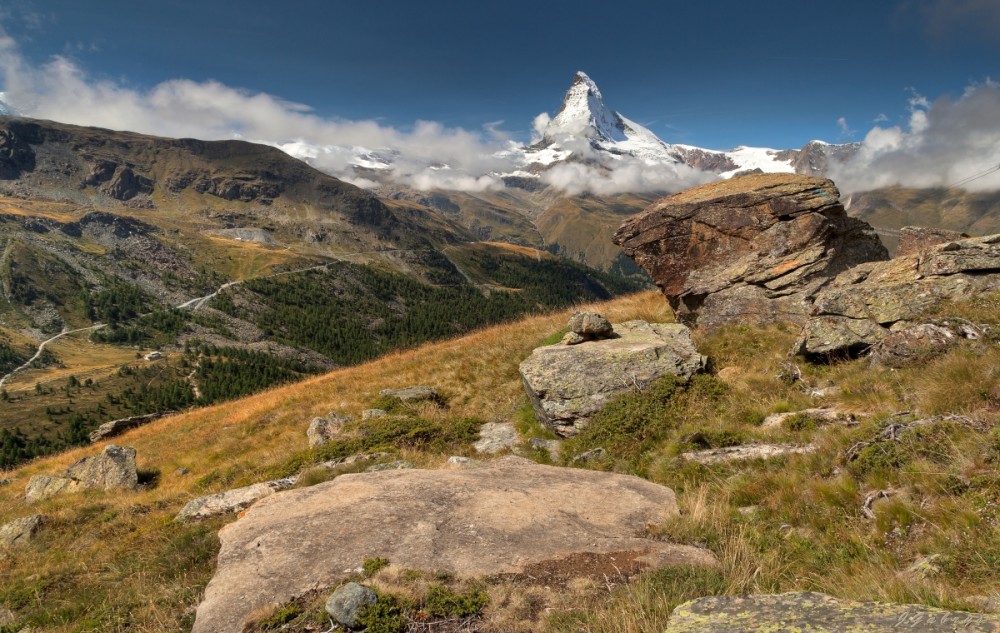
[0,239,641,467]
[534,192,657,272]
[849,187,1000,250]
[2,290,1000,632]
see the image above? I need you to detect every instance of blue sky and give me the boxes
[2,0,997,150]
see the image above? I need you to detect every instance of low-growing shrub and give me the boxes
[423,583,488,618]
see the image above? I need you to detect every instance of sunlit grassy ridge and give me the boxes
[1,290,1000,632]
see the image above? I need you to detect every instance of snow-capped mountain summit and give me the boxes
[545,71,627,143]
[522,71,680,167]
[512,71,818,179]
[256,71,850,193]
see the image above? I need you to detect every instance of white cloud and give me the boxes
[0,26,715,197]
[539,150,716,197]
[0,26,516,192]
[531,112,550,142]
[830,80,1000,193]
[836,116,856,139]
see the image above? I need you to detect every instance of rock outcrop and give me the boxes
[25,445,138,502]
[89,413,164,443]
[680,444,815,465]
[665,592,1000,632]
[175,477,298,522]
[613,173,888,329]
[796,234,1000,356]
[519,320,706,437]
[378,385,441,404]
[306,413,349,448]
[191,456,715,633]
[0,514,48,550]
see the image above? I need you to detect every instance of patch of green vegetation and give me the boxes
[215,258,640,368]
[539,328,569,346]
[85,278,151,325]
[563,374,728,473]
[256,602,303,630]
[423,583,488,618]
[91,308,189,347]
[0,339,27,375]
[363,557,390,577]
[357,594,407,633]
[782,412,818,432]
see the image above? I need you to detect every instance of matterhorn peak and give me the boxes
[545,71,626,143]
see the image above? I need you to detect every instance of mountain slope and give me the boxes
[0,118,645,464]
[2,288,1000,631]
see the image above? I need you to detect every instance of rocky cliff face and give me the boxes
[613,173,888,329]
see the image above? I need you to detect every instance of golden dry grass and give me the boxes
[4,289,1000,632]
[1,331,140,393]
[0,291,674,632]
[0,197,83,223]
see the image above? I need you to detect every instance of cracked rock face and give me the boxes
[613,173,888,330]
[795,234,1000,357]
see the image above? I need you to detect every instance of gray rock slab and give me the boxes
[665,592,1000,632]
[25,444,138,502]
[519,320,706,437]
[24,475,78,503]
[191,456,713,633]
[681,444,815,465]
[797,234,1000,356]
[65,444,138,491]
[473,422,521,454]
[378,385,440,403]
[175,477,298,521]
[0,514,48,549]
[89,413,163,443]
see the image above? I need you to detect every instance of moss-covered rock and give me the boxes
[666,592,1000,632]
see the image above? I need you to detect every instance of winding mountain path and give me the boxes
[0,248,440,388]
[0,323,107,388]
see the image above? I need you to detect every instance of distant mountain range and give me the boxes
[272,71,859,188]
[506,71,856,179]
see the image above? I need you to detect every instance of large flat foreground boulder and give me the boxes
[519,320,706,437]
[192,456,714,633]
[613,173,887,329]
[796,233,1000,356]
[665,592,1000,632]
